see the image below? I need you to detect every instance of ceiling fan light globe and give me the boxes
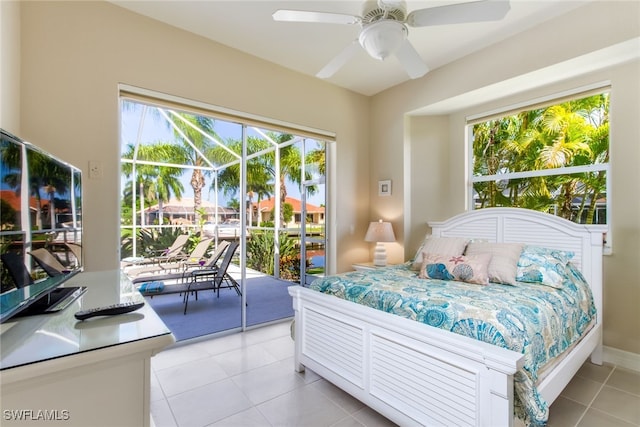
[359,20,407,61]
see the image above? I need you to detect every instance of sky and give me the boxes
[119,101,326,209]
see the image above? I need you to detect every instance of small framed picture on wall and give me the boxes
[378,180,391,196]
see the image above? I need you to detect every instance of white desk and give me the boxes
[0,270,175,427]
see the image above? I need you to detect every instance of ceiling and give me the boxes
[109,0,592,96]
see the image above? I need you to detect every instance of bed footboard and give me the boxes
[290,286,524,427]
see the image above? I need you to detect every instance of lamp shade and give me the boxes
[364,220,396,243]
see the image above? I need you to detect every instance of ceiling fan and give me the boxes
[273,0,510,79]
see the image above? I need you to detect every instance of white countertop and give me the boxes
[0,270,173,371]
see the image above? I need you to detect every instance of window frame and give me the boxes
[465,85,612,253]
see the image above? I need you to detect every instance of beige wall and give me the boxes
[5,1,638,355]
[370,2,640,354]
[15,1,370,274]
[0,0,20,134]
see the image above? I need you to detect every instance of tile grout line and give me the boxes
[154,366,182,427]
[572,365,617,427]
[152,326,289,427]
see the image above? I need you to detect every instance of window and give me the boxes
[468,89,610,246]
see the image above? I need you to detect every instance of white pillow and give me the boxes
[464,242,524,285]
[410,236,469,270]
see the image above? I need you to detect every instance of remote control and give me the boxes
[74,301,145,321]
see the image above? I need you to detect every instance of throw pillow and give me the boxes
[419,252,492,285]
[465,242,524,285]
[516,245,576,288]
[410,236,469,270]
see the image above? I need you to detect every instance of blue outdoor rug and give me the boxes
[143,275,296,341]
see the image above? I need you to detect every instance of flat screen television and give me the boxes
[0,129,84,323]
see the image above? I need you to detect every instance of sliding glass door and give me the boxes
[119,94,329,339]
[300,139,326,287]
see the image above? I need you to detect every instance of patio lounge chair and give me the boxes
[127,238,215,278]
[121,233,190,268]
[135,241,240,315]
[131,240,229,283]
[183,240,241,313]
[1,252,33,288]
[28,248,68,277]
[65,242,82,266]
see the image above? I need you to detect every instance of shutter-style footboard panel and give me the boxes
[370,333,479,426]
[292,287,523,427]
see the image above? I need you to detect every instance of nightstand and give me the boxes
[352,262,395,271]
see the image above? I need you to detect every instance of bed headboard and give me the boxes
[428,208,606,327]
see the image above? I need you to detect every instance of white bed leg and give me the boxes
[589,325,603,365]
[590,345,603,365]
[291,318,306,372]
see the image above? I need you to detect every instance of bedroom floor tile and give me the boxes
[590,386,640,425]
[548,396,587,427]
[150,321,638,427]
[155,354,229,397]
[310,379,367,414]
[230,357,307,405]
[255,386,351,426]
[168,378,254,427]
[607,366,640,396]
[577,408,637,427]
[576,360,614,383]
[560,375,603,406]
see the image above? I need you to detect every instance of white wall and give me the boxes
[16,1,371,274]
[370,1,640,354]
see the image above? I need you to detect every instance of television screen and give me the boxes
[0,129,83,322]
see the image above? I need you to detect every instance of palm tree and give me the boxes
[26,150,70,230]
[213,133,319,228]
[1,138,24,223]
[274,134,322,228]
[472,93,608,223]
[568,94,609,223]
[473,94,609,223]
[121,142,186,225]
[536,101,594,220]
[168,113,219,226]
[305,144,326,176]
[213,135,274,225]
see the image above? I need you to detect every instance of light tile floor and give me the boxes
[150,321,640,427]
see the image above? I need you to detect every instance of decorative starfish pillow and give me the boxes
[419,252,492,285]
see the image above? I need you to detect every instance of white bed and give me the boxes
[289,208,606,426]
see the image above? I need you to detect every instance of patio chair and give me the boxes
[28,248,68,277]
[127,238,215,278]
[131,240,229,284]
[121,233,190,268]
[65,242,82,266]
[151,233,191,261]
[183,241,241,314]
[133,242,242,314]
[134,241,240,314]
[1,252,33,288]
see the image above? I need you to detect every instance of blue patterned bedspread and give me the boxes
[309,263,596,426]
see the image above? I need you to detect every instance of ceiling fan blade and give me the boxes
[407,0,510,27]
[316,40,361,79]
[272,10,361,25]
[395,40,429,79]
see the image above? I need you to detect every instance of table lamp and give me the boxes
[364,220,396,266]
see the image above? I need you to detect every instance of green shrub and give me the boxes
[246,230,308,281]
